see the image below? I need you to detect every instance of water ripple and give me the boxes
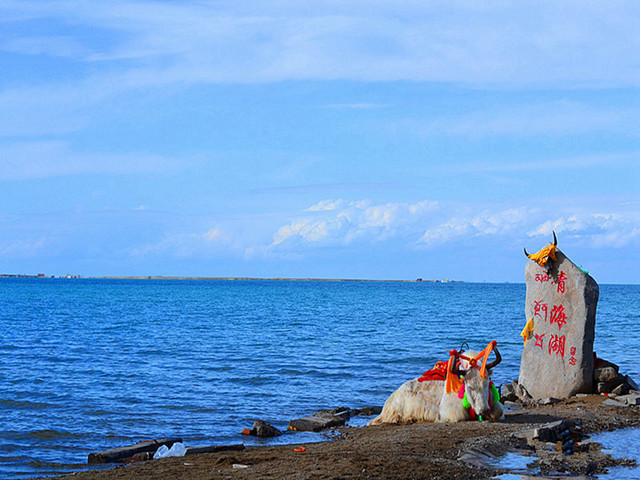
[0,279,637,479]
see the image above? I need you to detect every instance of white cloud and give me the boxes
[306,199,344,212]
[271,199,640,256]
[129,226,231,259]
[529,214,640,248]
[272,199,440,247]
[419,205,640,251]
[272,219,337,246]
[420,207,532,246]
[203,228,225,242]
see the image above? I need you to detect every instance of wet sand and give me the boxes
[34,395,640,480]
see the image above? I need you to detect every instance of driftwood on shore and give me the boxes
[88,439,246,464]
[88,438,182,464]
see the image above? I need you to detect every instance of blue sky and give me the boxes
[1,1,639,282]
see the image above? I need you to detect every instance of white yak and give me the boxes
[369,342,504,424]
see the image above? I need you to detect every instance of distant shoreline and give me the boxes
[93,276,462,283]
[0,274,461,283]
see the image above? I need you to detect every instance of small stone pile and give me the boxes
[511,419,636,475]
[512,419,583,454]
[593,358,640,405]
[503,356,640,406]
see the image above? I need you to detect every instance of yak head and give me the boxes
[524,231,558,273]
[452,347,501,418]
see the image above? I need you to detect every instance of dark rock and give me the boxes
[611,382,630,396]
[597,381,613,393]
[252,420,282,438]
[597,375,625,394]
[594,366,618,383]
[519,249,599,399]
[515,382,533,402]
[501,381,518,402]
[595,358,619,371]
[532,420,571,443]
[352,406,382,416]
[288,407,349,432]
[626,375,639,391]
[333,408,351,421]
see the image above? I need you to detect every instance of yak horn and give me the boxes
[552,230,557,246]
[523,247,531,258]
[450,359,467,377]
[486,347,502,369]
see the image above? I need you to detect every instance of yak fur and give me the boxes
[369,351,504,425]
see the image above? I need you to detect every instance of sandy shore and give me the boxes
[38,395,639,480]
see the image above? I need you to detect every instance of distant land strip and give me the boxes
[92,276,460,283]
[1,273,461,283]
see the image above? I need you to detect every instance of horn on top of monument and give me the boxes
[523,231,558,272]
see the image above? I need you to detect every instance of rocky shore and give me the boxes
[36,394,639,480]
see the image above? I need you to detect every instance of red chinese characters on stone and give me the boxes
[569,346,577,366]
[535,273,550,283]
[534,300,548,322]
[548,335,566,358]
[552,271,567,294]
[534,333,545,349]
[549,304,568,330]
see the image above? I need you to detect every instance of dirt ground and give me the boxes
[39,395,640,480]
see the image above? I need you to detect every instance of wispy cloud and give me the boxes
[3,1,640,144]
[443,152,640,177]
[0,141,192,180]
[409,101,640,139]
[251,182,409,195]
[129,226,232,259]
[0,236,51,258]
[2,35,89,58]
[2,1,640,88]
[321,103,391,110]
[420,208,533,246]
[420,207,640,251]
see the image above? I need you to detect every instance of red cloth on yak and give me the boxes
[417,361,448,382]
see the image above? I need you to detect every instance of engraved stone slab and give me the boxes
[518,249,599,399]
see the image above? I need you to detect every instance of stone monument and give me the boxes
[518,234,599,399]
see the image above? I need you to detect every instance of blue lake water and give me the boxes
[0,279,638,479]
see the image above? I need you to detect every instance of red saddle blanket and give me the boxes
[417,360,448,382]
